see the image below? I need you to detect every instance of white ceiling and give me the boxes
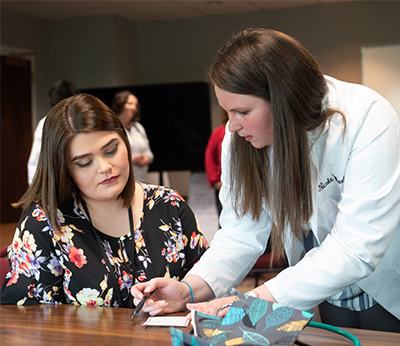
[1,0,346,22]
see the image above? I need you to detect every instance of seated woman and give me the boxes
[0,93,208,307]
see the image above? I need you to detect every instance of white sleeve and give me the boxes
[27,118,45,184]
[134,122,154,164]
[188,127,271,297]
[266,95,400,310]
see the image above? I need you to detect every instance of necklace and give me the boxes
[80,199,135,308]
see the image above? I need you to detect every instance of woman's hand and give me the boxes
[132,154,149,166]
[186,296,236,319]
[213,181,222,190]
[184,285,276,320]
[131,278,190,316]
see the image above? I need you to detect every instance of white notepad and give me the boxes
[142,316,190,327]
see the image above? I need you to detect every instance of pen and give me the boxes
[131,290,155,318]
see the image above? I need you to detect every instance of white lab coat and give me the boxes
[188,76,400,319]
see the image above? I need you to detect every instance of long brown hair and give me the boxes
[14,93,135,231]
[208,28,343,259]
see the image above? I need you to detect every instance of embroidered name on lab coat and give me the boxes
[318,174,344,192]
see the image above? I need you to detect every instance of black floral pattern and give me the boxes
[0,183,208,307]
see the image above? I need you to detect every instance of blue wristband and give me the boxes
[181,280,194,304]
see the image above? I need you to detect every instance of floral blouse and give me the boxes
[0,183,208,307]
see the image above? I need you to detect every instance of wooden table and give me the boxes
[0,304,398,345]
[0,222,17,248]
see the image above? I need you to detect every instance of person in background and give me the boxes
[0,93,208,307]
[27,79,79,184]
[204,109,228,216]
[111,91,154,183]
[130,28,400,332]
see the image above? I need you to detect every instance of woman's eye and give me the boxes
[105,145,118,157]
[76,160,92,168]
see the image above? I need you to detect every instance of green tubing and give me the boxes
[308,321,361,346]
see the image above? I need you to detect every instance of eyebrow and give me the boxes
[71,138,119,162]
[219,102,248,113]
[228,107,248,112]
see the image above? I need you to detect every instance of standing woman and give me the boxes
[27,79,80,184]
[131,28,400,332]
[112,91,154,183]
[0,94,208,307]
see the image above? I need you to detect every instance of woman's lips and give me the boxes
[100,176,118,185]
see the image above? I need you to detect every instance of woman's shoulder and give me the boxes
[19,201,48,223]
[324,76,399,141]
[19,198,84,231]
[140,182,186,207]
[12,202,52,247]
[325,75,394,116]
[132,121,147,134]
[213,125,226,136]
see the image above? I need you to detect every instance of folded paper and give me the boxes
[143,316,189,327]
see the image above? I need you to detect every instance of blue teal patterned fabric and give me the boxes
[170,292,313,346]
[170,328,211,346]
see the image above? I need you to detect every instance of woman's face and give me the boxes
[215,86,274,149]
[123,94,138,120]
[67,131,130,204]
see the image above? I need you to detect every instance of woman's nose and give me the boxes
[228,118,242,133]
[97,158,112,174]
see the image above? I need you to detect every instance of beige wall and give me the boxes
[2,1,400,127]
[362,43,400,116]
[135,1,400,85]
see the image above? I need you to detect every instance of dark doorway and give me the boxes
[1,55,32,223]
